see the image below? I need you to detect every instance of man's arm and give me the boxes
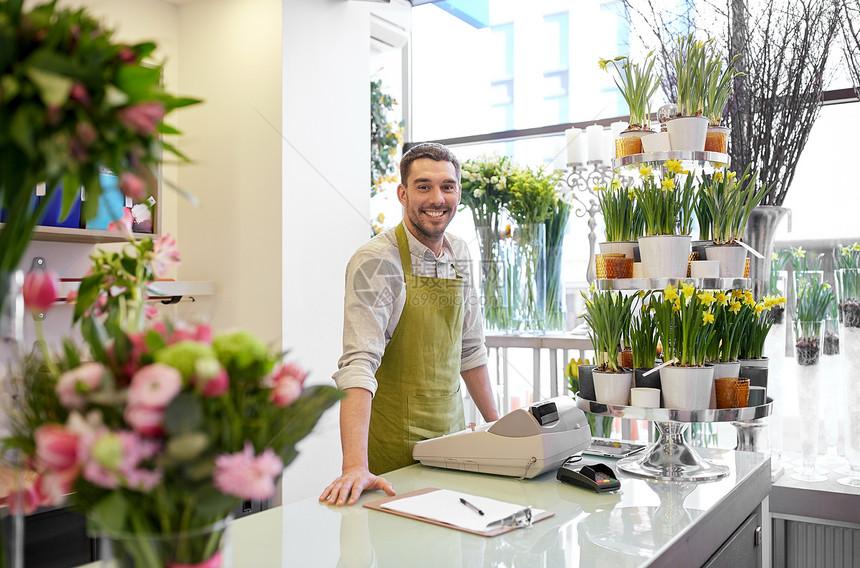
[461,365,500,422]
[319,387,395,506]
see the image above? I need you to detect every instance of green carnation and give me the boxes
[154,341,218,381]
[212,330,270,372]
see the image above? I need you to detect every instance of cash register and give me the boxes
[412,397,591,479]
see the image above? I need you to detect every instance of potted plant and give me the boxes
[702,291,745,398]
[596,177,641,261]
[633,160,696,279]
[580,289,635,405]
[700,167,771,278]
[630,293,662,400]
[461,155,515,331]
[666,34,711,151]
[652,282,717,409]
[737,295,786,390]
[507,166,562,331]
[598,52,660,157]
[703,48,742,154]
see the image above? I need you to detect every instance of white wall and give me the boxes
[176,0,284,344]
[282,0,371,383]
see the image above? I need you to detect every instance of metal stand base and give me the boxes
[617,422,729,482]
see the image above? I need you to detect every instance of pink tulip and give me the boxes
[34,469,76,507]
[56,362,105,409]
[34,424,79,471]
[151,234,181,277]
[213,443,283,501]
[22,269,60,314]
[268,363,307,407]
[117,101,165,136]
[128,363,182,409]
[7,485,40,515]
[119,171,146,201]
[124,405,166,437]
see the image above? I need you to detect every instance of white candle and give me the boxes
[602,128,614,166]
[586,124,604,164]
[566,128,586,165]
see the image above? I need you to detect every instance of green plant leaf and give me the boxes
[25,67,73,106]
[89,492,130,533]
[74,273,104,323]
[165,392,205,435]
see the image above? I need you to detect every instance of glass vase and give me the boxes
[792,319,826,482]
[0,270,25,568]
[544,243,566,331]
[820,317,846,468]
[512,224,546,332]
[474,226,514,332]
[765,270,788,471]
[836,268,860,486]
[98,515,233,568]
[791,270,823,319]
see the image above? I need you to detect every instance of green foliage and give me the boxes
[633,160,696,236]
[506,167,562,225]
[598,52,660,128]
[596,178,638,242]
[796,280,835,336]
[0,0,201,274]
[671,34,709,116]
[704,49,742,126]
[699,166,771,244]
[629,293,660,369]
[651,283,717,367]
[370,79,403,198]
[580,289,635,372]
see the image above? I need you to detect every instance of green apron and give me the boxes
[367,223,466,475]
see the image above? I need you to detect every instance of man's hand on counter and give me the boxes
[319,466,396,506]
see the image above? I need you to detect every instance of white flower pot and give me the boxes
[704,244,747,278]
[667,116,709,152]
[637,235,691,279]
[660,365,715,410]
[593,370,633,405]
[641,131,671,153]
[690,260,720,278]
[599,241,637,259]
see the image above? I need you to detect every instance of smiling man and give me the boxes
[320,143,499,506]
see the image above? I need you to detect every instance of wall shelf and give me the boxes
[2,223,156,244]
[57,280,215,304]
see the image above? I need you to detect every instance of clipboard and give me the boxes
[363,487,554,537]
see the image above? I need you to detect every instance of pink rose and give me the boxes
[213,443,283,501]
[117,101,165,136]
[56,362,105,409]
[35,424,79,471]
[124,405,166,437]
[119,172,146,201]
[128,364,182,409]
[69,83,90,107]
[199,368,229,398]
[268,363,307,407]
[22,269,60,314]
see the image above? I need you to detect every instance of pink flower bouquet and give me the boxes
[5,281,342,566]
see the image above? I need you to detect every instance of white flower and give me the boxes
[490,176,499,185]
[474,188,485,198]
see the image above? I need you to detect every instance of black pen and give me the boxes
[459,497,484,516]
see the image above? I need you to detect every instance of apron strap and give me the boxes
[395,223,413,280]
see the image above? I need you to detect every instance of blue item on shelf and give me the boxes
[1,190,39,223]
[38,183,83,228]
[86,171,126,231]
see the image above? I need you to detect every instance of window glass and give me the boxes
[411,0,636,140]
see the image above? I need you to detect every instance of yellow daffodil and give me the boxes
[792,246,805,259]
[610,178,622,190]
[729,300,742,314]
[754,303,766,315]
[598,58,609,71]
[680,281,696,299]
[842,246,850,256]
[662,178,675,192]
[744,295,756,307]
[716,291,729,306]
[589,282,596,292]
[772,252,779,260]
[714,171,724,182]
[595,184,606,192]
[664,283,679,301]
[666,159,683,174]
[672,300,681,312]
[824,282,832,289]
[697,291,716,306]
[853,243,860,252]
[639,165,653,178]
[727,171,736,180]
[777,296,787,305]
[732,289,744,299]
[702,310,715,325]
[638,290,646,298]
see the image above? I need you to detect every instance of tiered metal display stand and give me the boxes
[580,149,774,482]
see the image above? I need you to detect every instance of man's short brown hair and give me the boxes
[399,143,461,185]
